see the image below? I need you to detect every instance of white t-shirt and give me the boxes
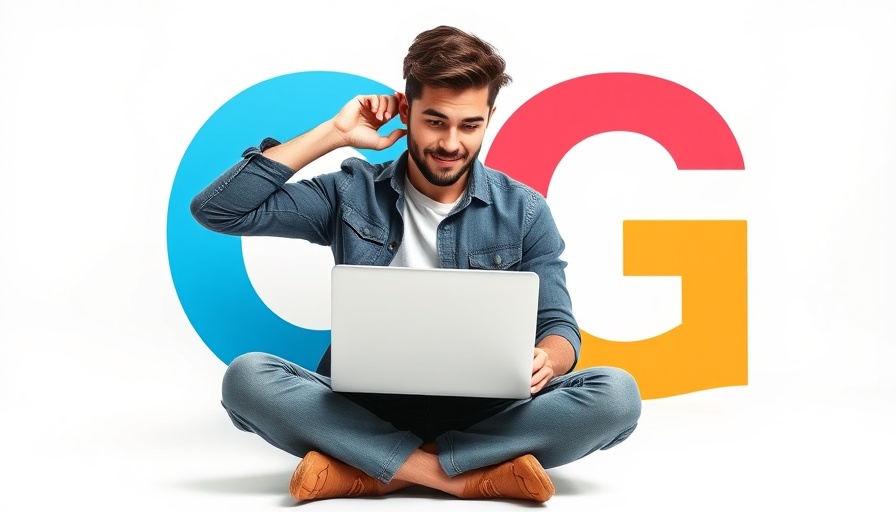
[389,176,462,268]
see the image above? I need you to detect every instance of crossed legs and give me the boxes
[221,352,641,501]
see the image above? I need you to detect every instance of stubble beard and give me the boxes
[407,125,480,188]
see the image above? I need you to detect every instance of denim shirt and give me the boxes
[191,138,581,373]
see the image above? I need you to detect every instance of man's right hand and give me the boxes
[332,93,408,150]
[261,92,407,173]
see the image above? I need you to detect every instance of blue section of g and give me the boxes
[166,72,405,367]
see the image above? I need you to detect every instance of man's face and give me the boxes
[399,86,495,198]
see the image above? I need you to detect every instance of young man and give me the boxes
[191,26,641,503]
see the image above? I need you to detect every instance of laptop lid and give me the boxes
[330,265,539,399]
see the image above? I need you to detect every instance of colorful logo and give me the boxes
[167,71,746,399]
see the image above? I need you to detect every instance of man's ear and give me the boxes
[397,92,409,124]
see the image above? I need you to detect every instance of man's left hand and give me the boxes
[531,348,555,395]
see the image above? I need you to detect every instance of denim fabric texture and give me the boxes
[192,139,642,482]
[191,138,581,373]
[222,352,641,482]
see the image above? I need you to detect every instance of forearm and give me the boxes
[536,335,576,375]
[261,119,346,172]
[262,92,405,171]
[191,119,345,230]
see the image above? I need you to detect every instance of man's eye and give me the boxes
[426,120,443,126]
[464,125,480,131]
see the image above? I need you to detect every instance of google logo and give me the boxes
[166,71,746,399]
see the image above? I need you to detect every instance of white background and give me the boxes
[1,0,895,510]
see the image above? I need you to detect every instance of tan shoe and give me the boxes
[289,451,386,501]
[462,454,555,502]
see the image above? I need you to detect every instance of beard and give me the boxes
[407,125,480,188]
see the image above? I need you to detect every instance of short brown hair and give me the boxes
[403,26,512,107]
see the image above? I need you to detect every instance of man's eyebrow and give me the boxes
[421,108,485,123]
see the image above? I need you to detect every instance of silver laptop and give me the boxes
[330,265,539,399]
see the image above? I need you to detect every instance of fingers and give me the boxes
[369,95,384,120]
[532,348,548,373]
[531,348,553,394]
[380,93,400,121]
[376,94,390,121]
[531,365,552,390]
[359,94,400,122]
[334,93,406,150]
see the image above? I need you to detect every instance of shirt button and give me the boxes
[494,254,502,265]
[363,227,370,236]
[388,241,397,250]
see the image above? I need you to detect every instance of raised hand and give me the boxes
[332,93,408,150]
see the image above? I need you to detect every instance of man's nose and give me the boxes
[439,129,460,153]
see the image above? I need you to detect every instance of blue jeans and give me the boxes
[221,352,641,483]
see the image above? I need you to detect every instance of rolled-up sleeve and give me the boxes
[190,138,339,245]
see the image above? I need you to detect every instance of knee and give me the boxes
[607,367,642,432]
[221,352,277,409]
[579,366,642,430]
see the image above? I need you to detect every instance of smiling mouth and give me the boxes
[430,153,463,164]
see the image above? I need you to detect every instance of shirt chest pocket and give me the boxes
[341,206,387,263]
[468,244,523,270]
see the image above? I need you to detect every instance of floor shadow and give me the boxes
[385,487,551,508]
[286,488,551,508]
[550,473,605,496]
[177,471,294,495]
[176,469,603,505]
